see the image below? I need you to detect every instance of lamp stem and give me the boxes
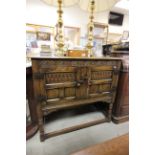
[56,0,64,56]
[86,0,95,57]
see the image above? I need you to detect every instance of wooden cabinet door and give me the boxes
[36,66,90,107]
[42,66,78,105]
[88,64,119,103]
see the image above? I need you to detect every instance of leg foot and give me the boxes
[40,134,45,142]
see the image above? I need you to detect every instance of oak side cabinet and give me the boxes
[31,57,121,141]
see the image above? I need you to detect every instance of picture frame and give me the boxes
[37,32,51,41]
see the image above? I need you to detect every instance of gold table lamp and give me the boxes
[42,0,120,56]
[55,0,65,56]
[86,0,95,57]
[79,0,120,57]
[42,0,78,56]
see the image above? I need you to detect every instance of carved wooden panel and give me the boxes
[89,85,98,94]
[45,72,75,83]
[98,84,111,92]
[91,71,112,80]
[46,89,59,99]
[64,87,76,97]
[88,65,114,99]
[39,60,119,68]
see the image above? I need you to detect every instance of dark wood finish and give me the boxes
[31,57,121,141]
[26,66,38,140]
[112,71,129,123]
[111,51,129,123]
[26,124,38,139]
[71,134,129,155]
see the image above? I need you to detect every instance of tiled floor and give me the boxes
[26,106,129,155]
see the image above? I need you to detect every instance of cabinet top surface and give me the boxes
[29,53,122,61]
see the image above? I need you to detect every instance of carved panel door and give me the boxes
[38,66,89,108]
[43,66,77,105]
[88,66,114,101]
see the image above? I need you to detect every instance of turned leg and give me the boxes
[37,105,45,142]
[107,103,113,122]
[38,118,45,142]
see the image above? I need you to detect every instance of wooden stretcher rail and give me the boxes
[44,118,109,140]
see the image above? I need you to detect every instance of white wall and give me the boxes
[26,0,129,37]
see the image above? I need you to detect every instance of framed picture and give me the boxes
[37,32,51,41]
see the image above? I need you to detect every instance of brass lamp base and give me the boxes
[55,0,65,56]
[86,0,95,57]
[56,42,65,56]
[86,43,94,57]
